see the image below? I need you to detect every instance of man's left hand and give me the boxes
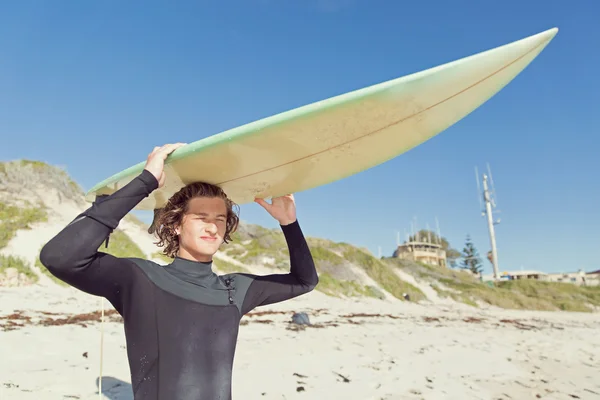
[254,194,297,226]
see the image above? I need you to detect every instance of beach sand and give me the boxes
[1,284,599,400]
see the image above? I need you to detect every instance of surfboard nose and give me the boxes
[514,27,559,51]
[543,27,559,38]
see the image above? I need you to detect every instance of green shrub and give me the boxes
[343,247,425,301]
[0,254,38,283]
[100,229,145,259]
[151,251,173,264]
[214,258,249,274]
[316,272,382,298]
[0,201,48,249]
[388,258,600,312]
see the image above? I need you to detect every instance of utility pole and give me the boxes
[476,164,501,280]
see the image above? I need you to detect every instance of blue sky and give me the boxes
[1,1,598,274]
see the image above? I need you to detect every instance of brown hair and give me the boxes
[148,182,240,258]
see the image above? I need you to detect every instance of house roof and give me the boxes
[587,269,600,275]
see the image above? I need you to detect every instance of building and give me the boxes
[393,240,447,267]
[500,270,548,280]
[586,270,600,286]
[481,269,600,286]
[546,269,600,286]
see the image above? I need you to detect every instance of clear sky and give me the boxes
[1,1,598,274]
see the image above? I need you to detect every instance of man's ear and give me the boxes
[175,213,187,235]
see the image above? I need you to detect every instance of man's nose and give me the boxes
[206,222,217,233]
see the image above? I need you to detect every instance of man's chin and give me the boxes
[185,249,218,262]
[196,242,221,255]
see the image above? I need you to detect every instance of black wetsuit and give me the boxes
[39,170,319,400]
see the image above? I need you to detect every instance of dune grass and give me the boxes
[0,201,48,249]
[225,224,424,300]
[229,228,289,269]
[317,272,385,299]
[341,246,426,301]
[125,213,149,229]
[388,258,600,312]
[152,251,173,264]
[213,258,249,274]
[494,279,600,312]
[0,160,83,200]
[101,229,146,259]
[434,270,600,312]
[308,244,345,265]
[0,254,38,284]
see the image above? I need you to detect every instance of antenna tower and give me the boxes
[475,163,501,279]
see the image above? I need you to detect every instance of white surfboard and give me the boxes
[86,27,558,210]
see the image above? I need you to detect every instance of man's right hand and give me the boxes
[144,143,187,188]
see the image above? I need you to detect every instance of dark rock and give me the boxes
[291,312,311,325]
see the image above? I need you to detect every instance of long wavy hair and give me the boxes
[148,182,240,258]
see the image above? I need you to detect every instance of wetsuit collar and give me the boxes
[161,256,231,292]
[168,256,215,280]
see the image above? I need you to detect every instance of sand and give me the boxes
[1,284,599,400]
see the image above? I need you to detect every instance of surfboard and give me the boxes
[85,27,558,210]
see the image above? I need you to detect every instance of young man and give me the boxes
[40,143,319,400]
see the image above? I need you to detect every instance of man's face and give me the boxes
[176,196,228,261]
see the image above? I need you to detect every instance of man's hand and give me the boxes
[144,143,187,187]
[255,194,297,226]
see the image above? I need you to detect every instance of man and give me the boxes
[40,143,319,400]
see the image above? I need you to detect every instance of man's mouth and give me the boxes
[200,236,217,242]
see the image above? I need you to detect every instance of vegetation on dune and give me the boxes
[341,245,426,301]
[306,243,345,266]
[213,258,249,274]
[222,222,424,300]
[0,254,38,283]
[0,201,48,249]
[100,229,146,259]
[386,257,600,312]
[152,251,173,264]
[317,272,386,299]
[0,160,83,201]
[494,280,600,312]
[0,159,84,252]
[227,226,289,268]
[125,213,149,229]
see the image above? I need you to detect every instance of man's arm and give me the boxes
[39,169,159,308]
[240,220,319,315]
